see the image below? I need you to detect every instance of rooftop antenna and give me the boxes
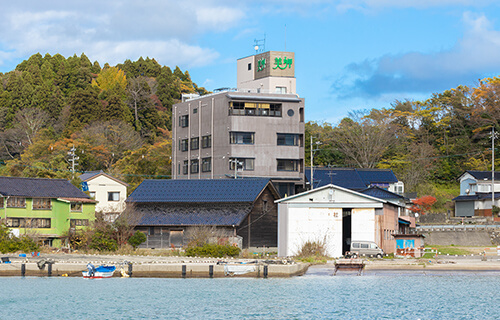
[254,35,266,54]
[285,24,287,51]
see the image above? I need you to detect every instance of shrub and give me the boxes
[0,224,40,254]
[128,231,147,249]
[185,243,240,257]
[89,231,118,252]
[296,240,326,258]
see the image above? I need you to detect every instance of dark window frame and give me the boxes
[230,131,255,145]
[201,135,212,148]
[277,159,300,172]
[202,157,211,172]
[190,159,199,174]
[190,137,199,150]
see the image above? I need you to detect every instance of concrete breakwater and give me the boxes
[0,258,309,278]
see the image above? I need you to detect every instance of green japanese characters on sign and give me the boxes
[273,57,293,70]
[257,58,266,72]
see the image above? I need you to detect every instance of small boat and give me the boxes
[82,263,116,279]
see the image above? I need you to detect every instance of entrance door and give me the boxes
[342,209,352,255]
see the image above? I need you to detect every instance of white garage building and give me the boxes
[276,184,402,257]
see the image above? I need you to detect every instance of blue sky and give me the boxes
[1,1,500,124]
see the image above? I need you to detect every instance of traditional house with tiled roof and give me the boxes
[0,176,96,247]
[306,167,404,194]
[126,178,281,249]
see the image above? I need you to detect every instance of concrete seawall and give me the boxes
[0,261,309,278]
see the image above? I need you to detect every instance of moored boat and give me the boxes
[82,263,116,279]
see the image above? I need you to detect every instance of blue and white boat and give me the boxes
[82,263,116,279]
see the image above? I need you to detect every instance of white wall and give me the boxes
[351,208,376,242]
[279,205,343,257]
[87,175,127,214]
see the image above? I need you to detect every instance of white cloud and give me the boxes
[333,12,500,98]
[0,1,244,70]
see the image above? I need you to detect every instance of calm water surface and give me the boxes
[0,273,499,319]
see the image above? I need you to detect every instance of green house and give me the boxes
[0,176,96,247]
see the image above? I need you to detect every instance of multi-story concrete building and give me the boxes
[172,51,305,196]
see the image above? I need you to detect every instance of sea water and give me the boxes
[0,273,499,319]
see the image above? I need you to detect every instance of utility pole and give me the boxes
[310,136,321,190]
[67,145,79,179]
[310,136,313,190]
[492,127,498,210]
[230,159,243,179]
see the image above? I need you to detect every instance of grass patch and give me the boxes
[425,245,473,256]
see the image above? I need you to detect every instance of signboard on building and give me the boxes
[254,51,295,80]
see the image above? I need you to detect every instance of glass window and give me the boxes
[179,115,189,127]
[179,139,188,152]
[275,86,287,94]
[229,158,254,171]
[33,198,51,210]
[7,218,26,228]
[31,218,51,228]
[71,202,83,211]
[190,159,199,173]
[7,197,26,208]
[277,159,300,172]
[361,243,369,249]
[202,157,211,172]
[70,219,89,227]
[108,192,120,202]
[190,137,199,150]
[277,133,302,146]
[202,135,211,148]
[193,108,198,114]
[183,161,188,175]
[230,132,254,144]
[0,198,4,208]
[229,102,282,117]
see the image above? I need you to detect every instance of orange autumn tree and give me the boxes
[408,195,437,215]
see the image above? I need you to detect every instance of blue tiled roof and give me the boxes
[0,176,90,198]
[305,168,399,190]
[79,170,104,181]
[463,171,500,181]
[453,193,500,201]
[127,178,272,203]
[357,169,398,184]
[136,203,251,226]
[359,186,406,200]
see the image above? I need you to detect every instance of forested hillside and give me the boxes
[305,78,500,210]
[0,53,207,189]
[2,52,500,211]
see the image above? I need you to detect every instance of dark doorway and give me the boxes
[342,209,352,255]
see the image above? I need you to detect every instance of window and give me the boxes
[7,218,27,228]
[230,132,254,144]
[263,199,268,212]
[275,86,287,94]
[277,133,302,146]
[202,135,211,148]
[108,192,120,202]
[277,159,300,172]
[248,63,252,71]
[31,218,51,228]
[299,108,304,122]
[229,102,282,117]
[193,108,198,114]
[361,243,369,249]
[0,198,3,208]
[179,139,188,152]
[7,197,26,208]
[89,192,96,199]
[190,137,199,150]
[183,161,188,175]
[71,202,83,212]
[229,158,254,171]
[33,198,51,210]
[179,115,189,127]
[70,219,89,227]
[190,159,199,173]
[202,157,211,172]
